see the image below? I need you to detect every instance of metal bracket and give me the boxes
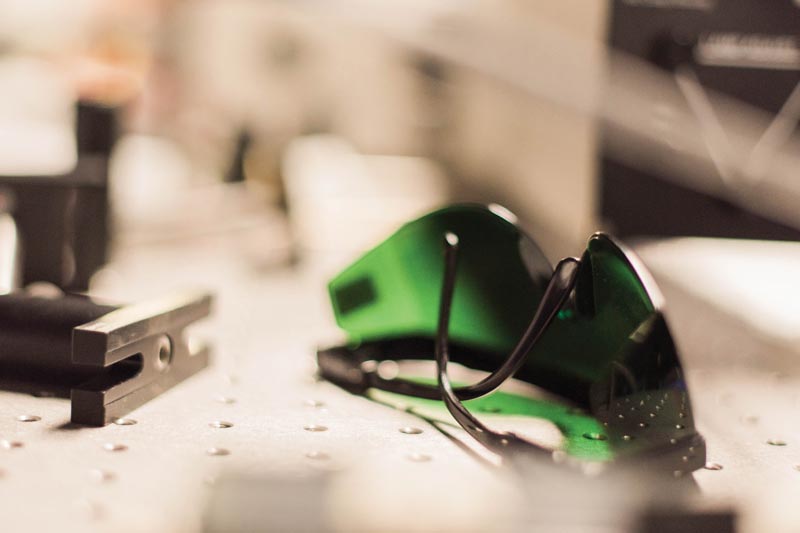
[70,290,212,425]
[0,290,212,426]
[71,293,211,426]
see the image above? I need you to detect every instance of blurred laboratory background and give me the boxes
[4,0,800,261]
[1,0,799,532]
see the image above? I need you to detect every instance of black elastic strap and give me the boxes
[434,232,548,458]
[317,251,579,401]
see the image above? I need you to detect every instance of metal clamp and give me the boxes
[0,290,212,426]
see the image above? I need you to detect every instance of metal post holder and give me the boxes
[0,290,212,426]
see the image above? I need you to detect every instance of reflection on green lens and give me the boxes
[371,384,613,462]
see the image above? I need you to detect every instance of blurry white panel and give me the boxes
[638,237,800,348]
[0,0,93,49]
[0,58,75,174]
[283,135,450,267]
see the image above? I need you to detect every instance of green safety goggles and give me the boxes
[317,204,705,474]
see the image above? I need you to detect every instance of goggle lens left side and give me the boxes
[329,205,552,362]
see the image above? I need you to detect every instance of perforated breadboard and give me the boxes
[0,238,798,532]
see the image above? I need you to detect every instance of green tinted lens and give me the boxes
[329,204,552,356]
[518,234,674,405]
[513,234,701,465]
